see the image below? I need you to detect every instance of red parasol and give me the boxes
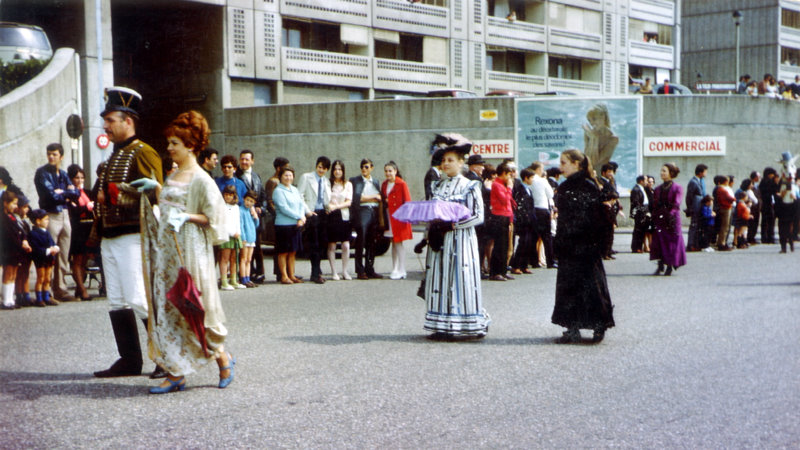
[165,233,209,356]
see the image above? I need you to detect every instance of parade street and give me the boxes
[1,231,798,448]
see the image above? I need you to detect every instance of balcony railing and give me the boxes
[629,0,675,24]
[282,47,371,88]
[280,0,370,26]
[628,41,675,69]
[373,58,448,93]
[548,28,603,60]
[780,25,800,50]
[373,0,449,38]
[779,64,800,83]
[486,71,545,95]
[547,77,602,94]
[485,16,546,51]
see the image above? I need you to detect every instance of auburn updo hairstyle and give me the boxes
[164,110,210,153]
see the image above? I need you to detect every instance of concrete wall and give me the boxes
[225,94,800,225]
[225,97,516,200]
[0,48,82,206]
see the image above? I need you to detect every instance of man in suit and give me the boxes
[349,158,382,279]
[599,163,621,259]
[297,156,331,284]
[465,154,485,182]
[747,171,761,244]
[685,163,708,251]
[759,167,779,244]
[235,149,267,283]
[630,175,650,253]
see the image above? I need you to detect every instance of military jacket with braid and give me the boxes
[97,137,162,238]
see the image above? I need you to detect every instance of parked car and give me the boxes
[535,91,577,96]
[654,82,693,95]
[427,89,478,98]
[485,90,525,97]
[0,22,53,63]
[260,211,390,257]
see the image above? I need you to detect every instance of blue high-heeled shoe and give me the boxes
[149,376,185,394]
[218,353,236,389]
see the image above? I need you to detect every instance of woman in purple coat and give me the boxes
[650,163,687,276]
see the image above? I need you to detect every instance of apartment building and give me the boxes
[683,0,800,86]
[224,0,680,104]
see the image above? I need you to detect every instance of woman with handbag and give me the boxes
[272,164,310,284]
[138,111,235,394]
[650,163,687,275]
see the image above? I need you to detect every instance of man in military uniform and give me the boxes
[93,87,164,378]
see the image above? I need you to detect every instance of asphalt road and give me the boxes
[1,231,798,448]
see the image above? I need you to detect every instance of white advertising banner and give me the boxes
[643,136,726,157]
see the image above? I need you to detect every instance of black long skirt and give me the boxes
[551,255,615,330]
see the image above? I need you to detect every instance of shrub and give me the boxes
[0,58,50,96]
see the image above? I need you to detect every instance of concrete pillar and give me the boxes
[80,0,114,183]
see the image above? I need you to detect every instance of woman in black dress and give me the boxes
[551,149,615,343]
[66,164,95,300]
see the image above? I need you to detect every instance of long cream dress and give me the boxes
[141,170,228,376]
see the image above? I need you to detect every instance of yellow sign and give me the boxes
[480,109,498,121]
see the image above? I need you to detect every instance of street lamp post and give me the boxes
[733,10,743,91]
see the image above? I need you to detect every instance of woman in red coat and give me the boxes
[382,161,413,279]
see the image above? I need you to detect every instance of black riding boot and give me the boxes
[653,261,664,275]
[94,309,143,377]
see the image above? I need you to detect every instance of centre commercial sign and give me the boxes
[470,140,514,158]
[643,136,726,157]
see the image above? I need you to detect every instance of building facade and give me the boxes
[683,0,800,87]
[226,0,680,103]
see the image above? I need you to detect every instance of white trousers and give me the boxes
[101,233,148,319]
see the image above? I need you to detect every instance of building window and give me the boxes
[548,3,601,35]
[281,19,345,53]
[549,56,581,79]
[488,0,526,21]
[781,47,800,66]
[629,19,672,45]
[487,47,526,73]
[782,8,800,29]
[374,33,423,62]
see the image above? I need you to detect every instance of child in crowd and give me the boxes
[219,184,243,291]
[699,195,716,252]
[28,209,60,307]
[1,191,31,309]
[733,191,752,249]
[14,196,33,306]
[238,190,259,288]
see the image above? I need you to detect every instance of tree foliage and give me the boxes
[0,58,50,96]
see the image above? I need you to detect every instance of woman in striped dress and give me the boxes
[423,139,490,338]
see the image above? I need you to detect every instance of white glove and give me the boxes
[130,177,160,192]
[167,209,190,232]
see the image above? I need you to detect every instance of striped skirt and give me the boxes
[423,226,490,336]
